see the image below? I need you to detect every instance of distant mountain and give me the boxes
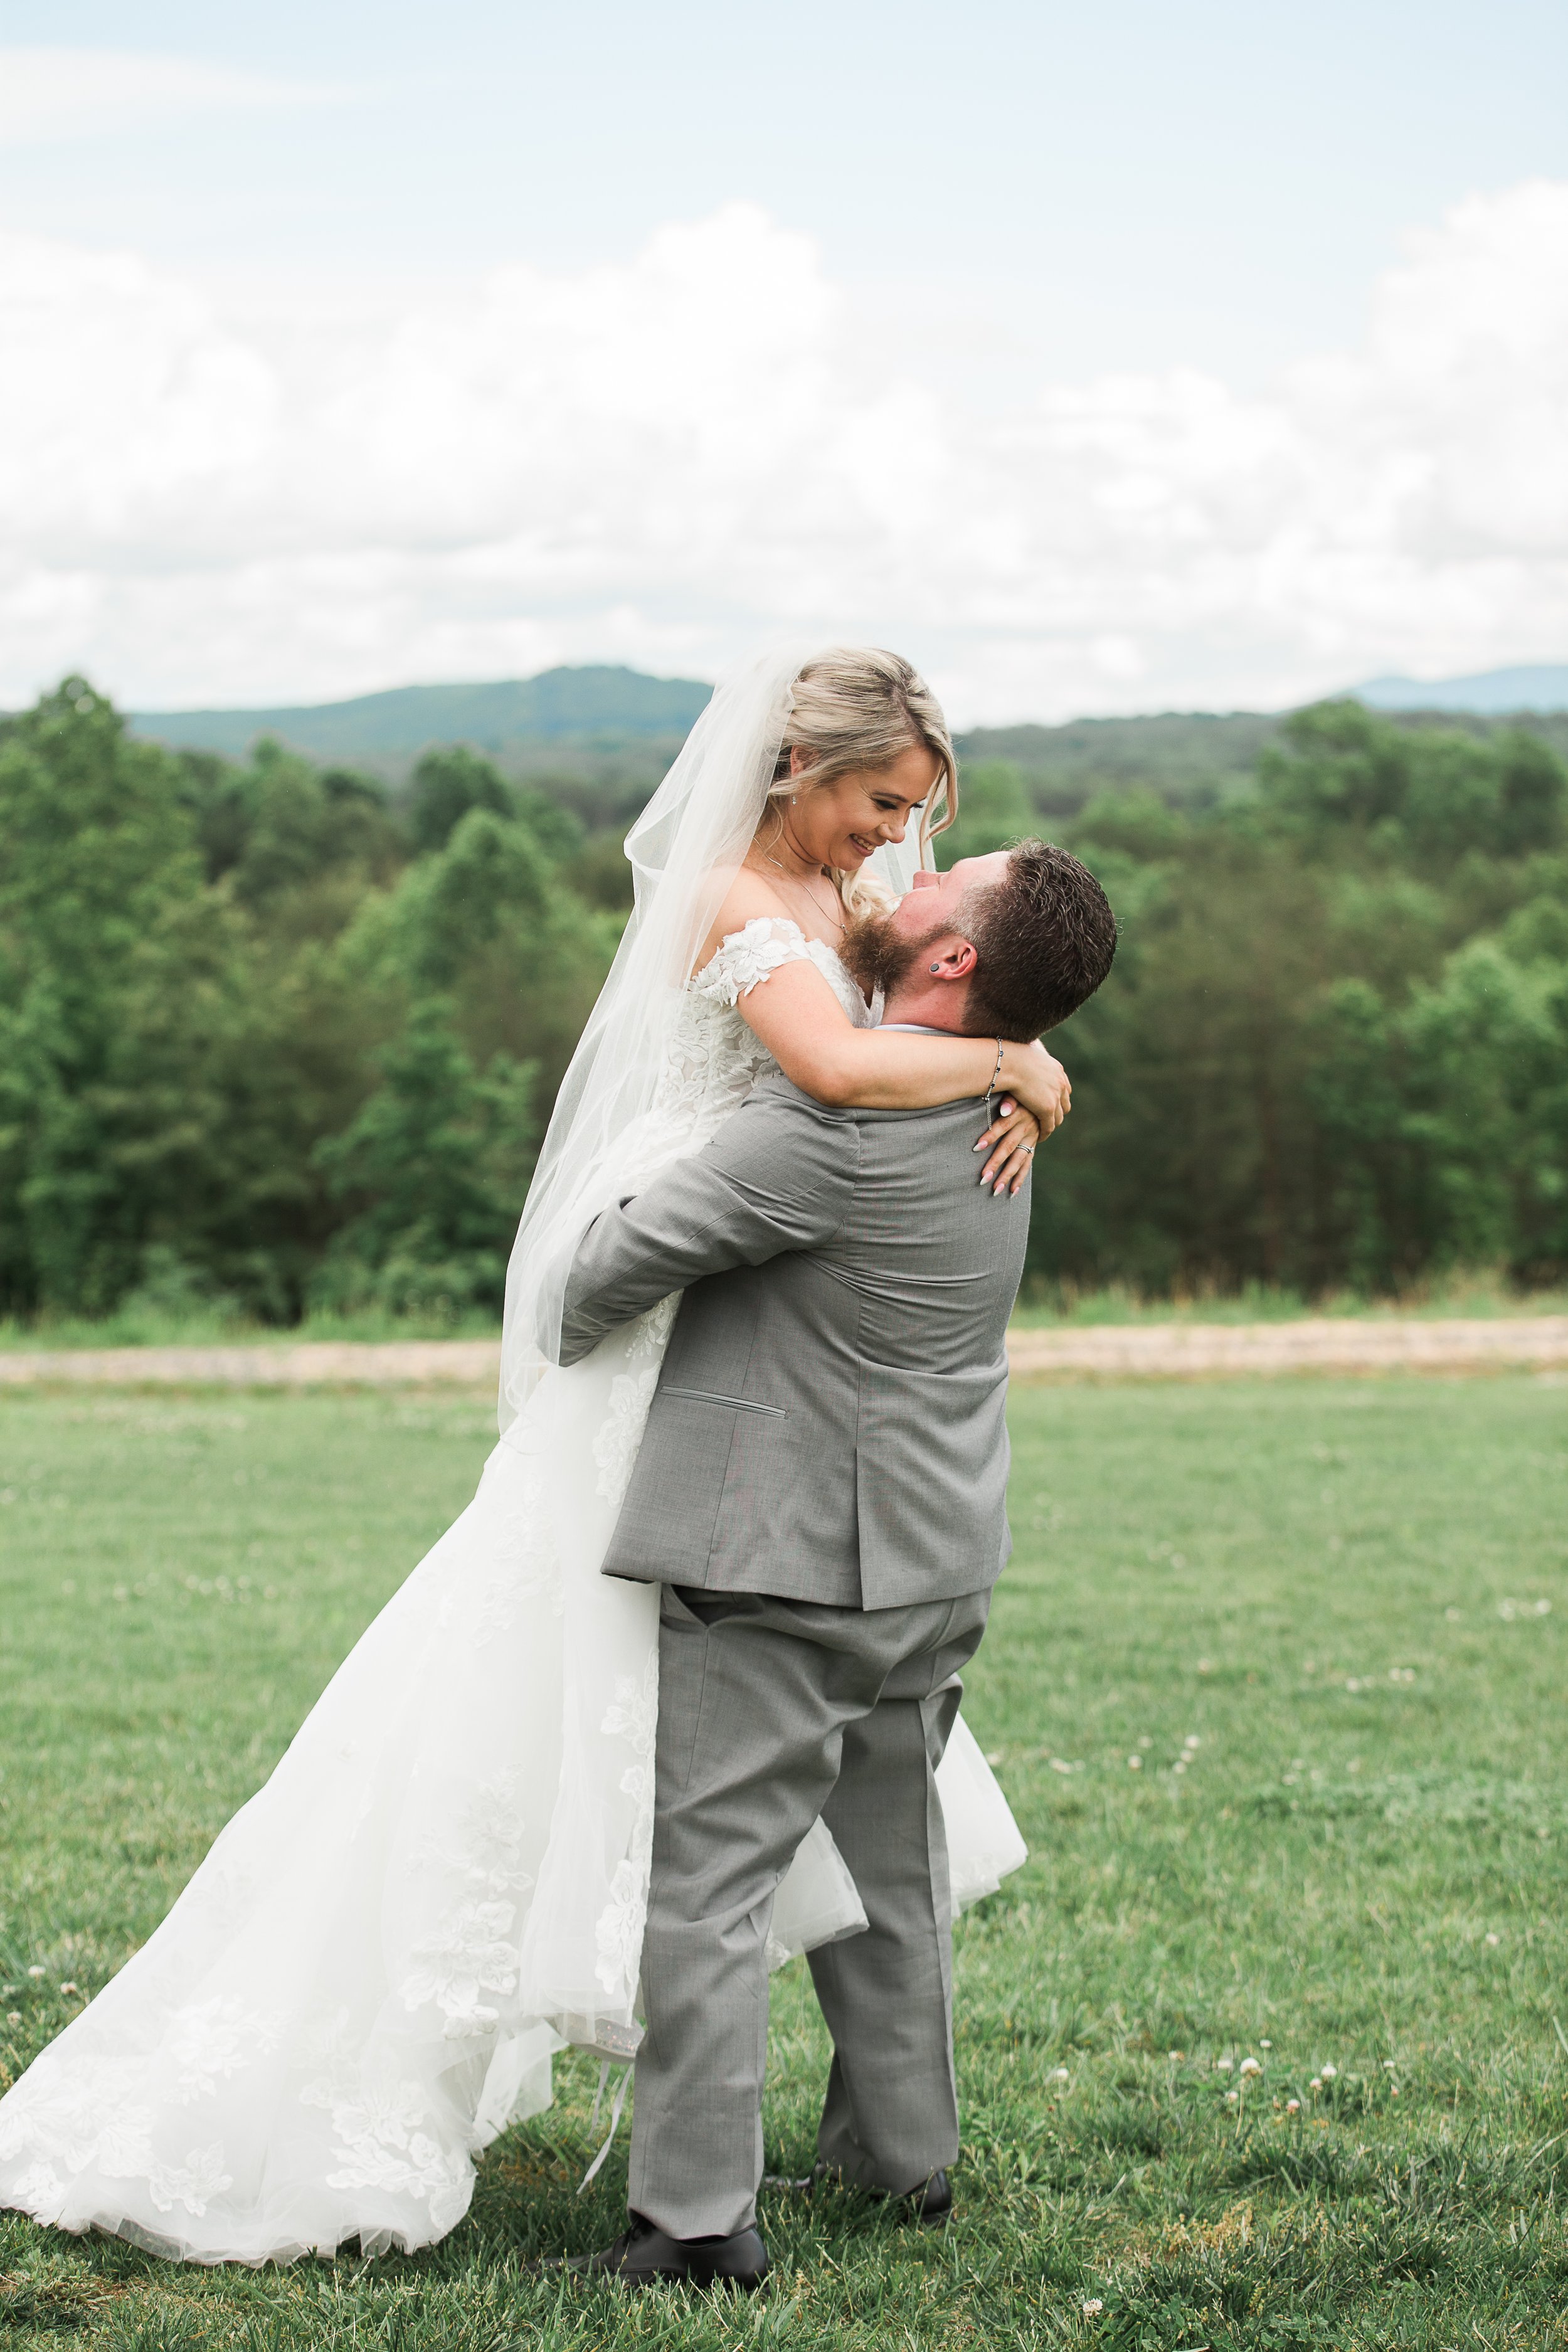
[130,665,714,761]
[120,660,1568,818]
[958,711,1281,809]
[1355,664,1568,715]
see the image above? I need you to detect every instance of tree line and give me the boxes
[2,680,1564,1327]
[945,709,1568,1296]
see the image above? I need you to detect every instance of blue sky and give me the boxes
[1,2,1565,715]
[6,0,1565,382]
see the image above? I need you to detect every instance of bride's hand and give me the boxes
[973,1042,1071,1193]
[997,1040,1071,1135]
[974,1099,1042,1195]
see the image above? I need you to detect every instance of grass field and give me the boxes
[3,1373,1568,2348]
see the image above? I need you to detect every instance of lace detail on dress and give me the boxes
[0,2060,238,2223]
[691,915,874,1024]
[592,1653,659,2002]
[400,1772,534,2038]
[593,1295,681,1508]
[299,2021,471,2231]
[472,1450,561,1640]
[628,916,876,1175]
[165,1998,283,2103]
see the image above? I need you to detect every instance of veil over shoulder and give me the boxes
[0,645,1025,2266]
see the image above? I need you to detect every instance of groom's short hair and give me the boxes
[961,840,1117,1037]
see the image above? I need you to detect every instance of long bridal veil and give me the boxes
[502,640,825,1420]
[0,646,1023,2267]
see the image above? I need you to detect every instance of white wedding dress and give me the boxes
[0,916,1026,2267]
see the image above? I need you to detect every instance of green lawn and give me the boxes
[2,1375,1567,2348]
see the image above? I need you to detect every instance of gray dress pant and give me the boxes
[627,1581,992,2240]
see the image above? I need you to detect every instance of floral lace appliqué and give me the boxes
[593,1654,659,2001]
[400,1773,532,2037]
[302,2062,470,2232]
[691,914,819,1006]
[593,1296,681,1508]
[166,1996,283,2105]
[472,1455,561,1638]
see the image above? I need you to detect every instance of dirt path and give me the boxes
[3,1318,1567,1390]
[1006,1315,1568,1379]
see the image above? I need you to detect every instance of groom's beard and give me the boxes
[839,906,948,1004]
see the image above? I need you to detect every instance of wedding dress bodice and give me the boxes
[656,916,876,1141]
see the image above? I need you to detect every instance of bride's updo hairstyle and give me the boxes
[767,647,958,916]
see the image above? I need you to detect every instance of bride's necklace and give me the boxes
[757,847,844,940]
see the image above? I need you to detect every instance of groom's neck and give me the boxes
[881,978,978,1035]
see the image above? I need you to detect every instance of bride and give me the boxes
[0,645,1068,2265]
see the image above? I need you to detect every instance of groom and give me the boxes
[553,840,1116,2288]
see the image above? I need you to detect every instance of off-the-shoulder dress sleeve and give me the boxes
[691,915,817,1008]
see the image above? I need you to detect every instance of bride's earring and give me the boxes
[930,963,942,973]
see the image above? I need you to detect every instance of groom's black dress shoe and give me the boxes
[765,2162,953,2228]
[888,2168,953,2227]
[546,2212,770,2290]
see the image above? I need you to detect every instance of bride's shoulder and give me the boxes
[694,869,803,973]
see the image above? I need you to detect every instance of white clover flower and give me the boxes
[1286,2097,1301,2114]
[1049,2065,1071,2082]
[26,1967,44,1979]
[58,1981,79,1996]
[1081,2299,1104,2317]
[1239,2057,1262,2075]
[1167,2049,1184,2060]
[6,2012,20,2026]
[1216,2057,1233,2072]
[1320,2063,1337,2080]
[1485,1932,1500,1947]
[1128,1755,1143,1769]
[1309,2076,1323,2091]
[1225,2089,1239,2103]
[1259,2038,1273,2049]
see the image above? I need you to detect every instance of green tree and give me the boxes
[406,744,514,854]
[0,680,218,1312]
[310,1001,538,1316]
[936,760,1034,866]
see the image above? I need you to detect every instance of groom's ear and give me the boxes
[928,936,978,982]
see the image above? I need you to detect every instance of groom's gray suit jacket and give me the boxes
[558,1074,1030,1609]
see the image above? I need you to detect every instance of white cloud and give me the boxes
[0,49,332,145]
[1,184,1565,721]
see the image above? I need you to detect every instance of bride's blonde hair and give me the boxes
[761,647,958,916]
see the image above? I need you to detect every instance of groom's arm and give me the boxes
[558,1088,859,1366]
